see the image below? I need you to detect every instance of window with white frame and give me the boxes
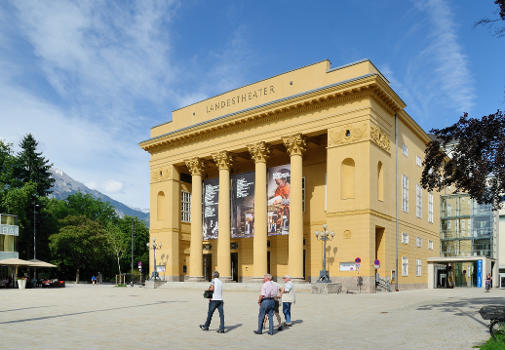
[428,193,434,223]
[428,240,434,250]
[416,184,422,218]
[416,237,422,247]
[416,155,422,167]
[302,176,306,213]
[402,257,409,276]
[402,144,408,156]
[401,232,409,244]
[402,175,409,212]
[416,259,422,276]
[181,191,191,222]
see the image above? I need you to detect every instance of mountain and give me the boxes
[49,168,149,224]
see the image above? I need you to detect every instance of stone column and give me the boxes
[212,151,233,282]
[248,142,270,280]
[283,134,307,282]
[185,157,205,281]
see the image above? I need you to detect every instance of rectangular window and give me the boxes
[416,237,422,247]
[428,240,434,250]
[428,193,434,223]
[416,259,422,276]
[416,155,422,167]
[402,257,409,276]
[302,176,306,213]
[416,184,422,218]
[181,191,191,223]
[401,232,409,244]
[402,175,409,212]
[402,144,408,156]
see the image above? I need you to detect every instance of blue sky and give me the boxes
[0,0,503,210]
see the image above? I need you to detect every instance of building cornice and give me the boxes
[139,74,405,153]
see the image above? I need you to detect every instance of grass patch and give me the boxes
[478,327,505,350]
[115,283,127,288]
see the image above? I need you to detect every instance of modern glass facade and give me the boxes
[440,194,493,258]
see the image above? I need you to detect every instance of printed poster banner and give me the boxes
[231,172,255,238]
[203,177,219,240]
[267,164,290,236]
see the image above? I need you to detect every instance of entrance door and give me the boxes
[203,254,212,281]
[231,253,238,282]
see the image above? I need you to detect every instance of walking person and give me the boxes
[200,271,225,333]
[485,273,492,292]
[254,274,277,335]
[280,275,295,326]
[91,275,96,285]
[263,280,283,331]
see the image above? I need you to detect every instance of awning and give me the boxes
[28,259,57,268]
[0,258,37,267]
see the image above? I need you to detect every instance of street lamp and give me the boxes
[315,224,335,283]
[33,201,40,260]
[146,238,161,280]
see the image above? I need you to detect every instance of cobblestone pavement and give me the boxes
[0,285,503,350]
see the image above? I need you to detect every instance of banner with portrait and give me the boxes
[203,177,219,240]
[231,171,255,238]
[267,164,290,236]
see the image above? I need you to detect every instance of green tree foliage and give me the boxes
[421,111,505,209]
[117,216,149,274]
[49,216,110,283]
[0,141,20,205]
[15,134,54,198]
[105,222,128,275]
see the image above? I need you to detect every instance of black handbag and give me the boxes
[203,289,213,299]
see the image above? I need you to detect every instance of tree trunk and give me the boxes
[75,268,80,284]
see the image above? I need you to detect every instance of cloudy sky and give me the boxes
[0,0,503,211]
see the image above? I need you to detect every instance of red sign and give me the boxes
[355,257,361,264]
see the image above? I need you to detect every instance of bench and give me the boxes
[479,305,505,340]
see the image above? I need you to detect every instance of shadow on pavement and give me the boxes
[0,301,182,325]
[416,296,505,327]
[225,323,242,332]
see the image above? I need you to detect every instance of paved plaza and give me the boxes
[0,285,503,349]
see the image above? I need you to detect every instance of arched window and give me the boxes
[157,191,166,221]
[341,158,355,199]
[377,161,384,201]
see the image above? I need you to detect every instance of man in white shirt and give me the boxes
[254,274,277,335]
[200,271,225,333]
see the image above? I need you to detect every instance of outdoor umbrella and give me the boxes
[28,259,57,268]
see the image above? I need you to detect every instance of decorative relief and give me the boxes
[247,141,271,163]
[212,151,233,170]
[328,122,369,147]
[185,157,205,176]
[282,133,307,156]
[370,125,391,153]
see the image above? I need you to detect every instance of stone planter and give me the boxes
[17,279,26,289]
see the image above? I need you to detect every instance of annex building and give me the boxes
[139,59,441,291]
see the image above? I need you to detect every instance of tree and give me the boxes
[49,216,109,283]
[65,192,117,224]
[0,141,20,207]
[117,216,149,275]
[105,222,128,276]
[16,134,54,198]
[421,110,505,209]
[475,0,505,37]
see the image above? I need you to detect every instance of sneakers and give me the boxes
[277,325,283,331]
[199,325,209,331]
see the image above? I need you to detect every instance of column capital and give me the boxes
[283,134,307,156]
[212,151,233,170]
[185,157,205,176]
[248,141,271,163]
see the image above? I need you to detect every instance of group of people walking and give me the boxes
[200,271,295,335]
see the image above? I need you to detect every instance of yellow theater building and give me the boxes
[139,59,441,292]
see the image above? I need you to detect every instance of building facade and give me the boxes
[140,59,440,291]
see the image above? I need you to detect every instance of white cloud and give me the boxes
[102,180,124,194]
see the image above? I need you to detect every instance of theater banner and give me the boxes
[231,171,255,238]
[267,164,290,236]
[203,177,219,240]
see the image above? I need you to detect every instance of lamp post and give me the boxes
[146,238,161,280]
[33,201,39,260]
[315,224,335,283]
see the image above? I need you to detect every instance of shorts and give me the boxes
[274,299,279,313]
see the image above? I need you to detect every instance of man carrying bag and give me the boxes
[200,271,225,333]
